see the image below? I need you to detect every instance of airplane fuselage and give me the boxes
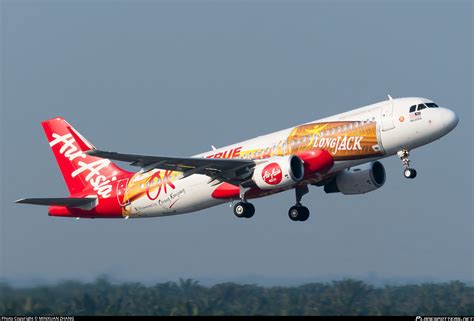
[93,97,457,218]
[19,96,458,220]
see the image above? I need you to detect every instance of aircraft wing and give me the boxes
[86,149,255,183]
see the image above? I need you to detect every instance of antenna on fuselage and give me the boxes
[211,145,217,150]
[387,94,394,100]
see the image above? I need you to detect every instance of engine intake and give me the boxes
[252,155,304,190]
[324,161,386,195]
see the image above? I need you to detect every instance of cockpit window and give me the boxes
[409,105,416,113]
[426,103,439,108]
[417,104,427,111]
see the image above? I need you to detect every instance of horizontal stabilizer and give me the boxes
[15,197,96,208]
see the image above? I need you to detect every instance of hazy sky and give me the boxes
[1,0,472,285]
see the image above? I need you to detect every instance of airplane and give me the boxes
[15,96,458,222]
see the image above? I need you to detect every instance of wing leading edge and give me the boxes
[85,149,255,183]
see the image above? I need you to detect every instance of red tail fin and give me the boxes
[42,117,130,198]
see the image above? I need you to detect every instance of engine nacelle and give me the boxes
[324,161,386,195]
[252,155,304,190]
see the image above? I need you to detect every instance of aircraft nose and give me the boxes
[439,107,459,133]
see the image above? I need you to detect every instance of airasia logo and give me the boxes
[49,133,114,198]
[262,163,282,185]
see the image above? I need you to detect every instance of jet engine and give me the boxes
[252,155,304,190]
[324,161,386,195]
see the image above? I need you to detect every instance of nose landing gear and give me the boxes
[398,149,417,179]
[403,168,417,179]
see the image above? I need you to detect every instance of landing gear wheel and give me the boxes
[244,203,255,218]
[299,207,310,221]
[403,168,417,179]
[288,205,310,222]
[288,206,299,221]
[233,202,255,218]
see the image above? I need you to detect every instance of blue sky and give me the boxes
[1,0,472,285]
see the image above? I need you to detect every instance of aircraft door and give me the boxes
[380,102,395,131]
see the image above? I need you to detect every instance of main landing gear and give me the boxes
[288,205,309,222]
[288,185,310,222]
[233,202,255,218]
[233,186,255,218]
[232,184,311,222]
[398,149,417,179]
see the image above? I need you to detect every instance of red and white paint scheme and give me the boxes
[16,96,458,222]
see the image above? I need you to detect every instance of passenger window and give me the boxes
[409,105,416,113]
[417,104,427,111]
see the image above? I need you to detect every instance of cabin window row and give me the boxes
[239,119,375,159]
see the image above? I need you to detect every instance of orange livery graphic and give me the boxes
[287,121,383,160]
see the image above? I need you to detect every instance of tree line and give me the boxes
[1,278,473,315]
